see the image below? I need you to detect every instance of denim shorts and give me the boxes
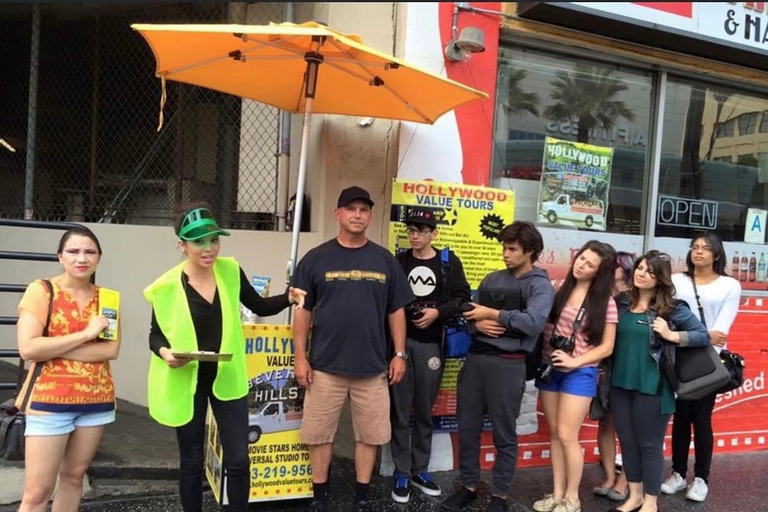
[25,409,116,437]
[535,366,599,397]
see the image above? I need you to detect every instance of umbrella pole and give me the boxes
[285,98,313,323]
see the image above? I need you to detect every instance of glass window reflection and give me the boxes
[491,47,654,235]
[657,78,768,242]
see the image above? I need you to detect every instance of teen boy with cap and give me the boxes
[442,221,555,512]
[390,207,471,504]
[292,186,414,512]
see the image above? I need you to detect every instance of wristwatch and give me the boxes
[395,351,409,361]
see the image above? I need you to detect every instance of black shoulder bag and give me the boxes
[0,279,52,461]
[691,278,745,395]
[671,279,731,401]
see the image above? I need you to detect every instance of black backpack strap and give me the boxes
[17,279,53,409]
[440,247,452,303]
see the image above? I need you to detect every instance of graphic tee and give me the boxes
[292,239,414,377]
[400,251,444,343]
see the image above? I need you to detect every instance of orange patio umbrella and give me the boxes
[132,21,488,276]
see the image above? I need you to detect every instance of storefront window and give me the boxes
[656,77,768,242]
[492,46,654,234]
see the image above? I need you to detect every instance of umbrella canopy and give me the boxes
[132,21,488,302]
[132,21,487,124]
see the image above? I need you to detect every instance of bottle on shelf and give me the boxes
[758,252,766,283]
[732,251,741,280]
[741,255,749,282]
[750,252,757,282]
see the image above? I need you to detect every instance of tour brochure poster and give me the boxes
[537,136,614,232]
[205,324,311,504]
[389,178,516,289]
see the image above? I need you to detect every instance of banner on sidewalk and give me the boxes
[537,137,613,232]
[205,324,312,504]
[388,178,516,288]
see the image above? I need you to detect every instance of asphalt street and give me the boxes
[2,451,761,512]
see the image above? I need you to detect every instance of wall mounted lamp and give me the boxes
[445,2,516,62]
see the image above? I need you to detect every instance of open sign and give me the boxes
[657,195,718,230]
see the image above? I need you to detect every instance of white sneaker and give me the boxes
[661,472,687,494]
[685,477,709,502]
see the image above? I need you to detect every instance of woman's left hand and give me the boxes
[551,350,579,371]
[288,287,307,309]
[652,317,680,343]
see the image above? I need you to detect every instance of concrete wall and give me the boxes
[288,2,402,243]
[0,224,324,406]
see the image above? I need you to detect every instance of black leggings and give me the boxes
[671,392,717,482]
[176,373,249,512]
[610,387,671,496]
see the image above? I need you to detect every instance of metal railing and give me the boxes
[0,219,90,391]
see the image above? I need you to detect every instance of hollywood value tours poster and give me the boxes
[205,324,312,505]
[537,137,614,232]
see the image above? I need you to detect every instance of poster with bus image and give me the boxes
[205,324,312,504]
[537,137,614,231]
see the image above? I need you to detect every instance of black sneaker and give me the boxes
[353,499,373,511]
[487,496,508,512]
[308,499,328,511]
[441,486,477,510]
[392,472,410,503]
[412,471,441,497]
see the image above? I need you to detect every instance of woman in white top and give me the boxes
[661,232,741,503]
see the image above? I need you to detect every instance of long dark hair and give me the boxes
[630,250,675,318]
[685,231,727,277]
[549,240,617,345]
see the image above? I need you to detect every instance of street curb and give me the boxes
[88,465,178,481]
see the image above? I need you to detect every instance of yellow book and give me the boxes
[98,287,120,340]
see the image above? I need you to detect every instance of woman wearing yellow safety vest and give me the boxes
[144,203,305,512]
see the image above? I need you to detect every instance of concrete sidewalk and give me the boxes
[0,360,179,505]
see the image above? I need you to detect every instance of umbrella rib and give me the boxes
[163,34,304,76]
[324,39,432,123]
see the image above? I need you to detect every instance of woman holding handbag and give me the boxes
[594,251,636,502]
[144,203,305,512]
[610,251,710,512]
[532,240,618,512]
[661,233,741,502]
[16,227,120,512]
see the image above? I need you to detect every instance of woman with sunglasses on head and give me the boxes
[660,233,740,502]
[594,251,636,502]
[16,227,120,512]
[144,203,306,512]
[532,241,618,512]
[610,251,710,512]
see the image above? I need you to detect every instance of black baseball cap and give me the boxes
[405,208,437,229]
[337,186,374,208]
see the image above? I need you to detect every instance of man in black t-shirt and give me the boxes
[390,207,470,504]
[292,186,414,512]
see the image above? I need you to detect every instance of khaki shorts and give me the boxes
[300,370,390,446]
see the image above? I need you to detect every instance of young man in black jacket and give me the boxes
[391,208,471,504]
[442,221,555,512]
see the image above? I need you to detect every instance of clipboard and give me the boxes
[171,351,233,362]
